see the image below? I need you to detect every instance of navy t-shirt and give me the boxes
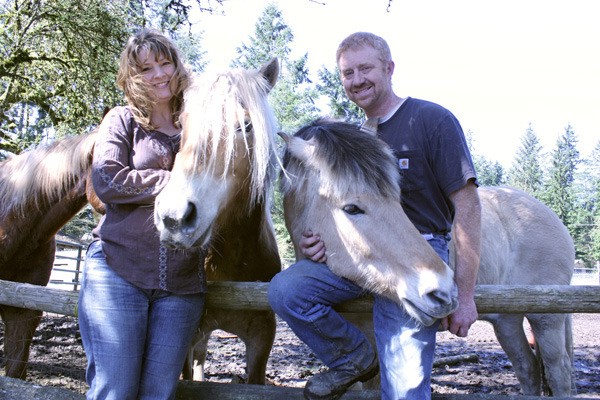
[377,97,477,234]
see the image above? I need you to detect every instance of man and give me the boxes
[268,32,481,400]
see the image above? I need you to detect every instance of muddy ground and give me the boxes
[1,313,598,397]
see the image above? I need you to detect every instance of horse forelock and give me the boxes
[0,131,96,217]
[182,70,278,207]
[282,120,400,200]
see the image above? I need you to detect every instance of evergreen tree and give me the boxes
[541,124,580,233]
[579,140,600,266]
[508,123,544,196]
[230,3,319,133]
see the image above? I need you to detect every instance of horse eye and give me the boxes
[235,121,253,134]
[343,204,364,215]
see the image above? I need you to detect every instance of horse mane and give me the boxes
[0,131,97,217]
[281,118,401,199]
[182,68,279,206]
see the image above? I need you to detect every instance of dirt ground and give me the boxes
[1,313,598,397]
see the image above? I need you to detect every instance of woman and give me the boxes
[78,28,206,400]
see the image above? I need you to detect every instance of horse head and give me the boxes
[280,119,458,326]
[154,58,279,250]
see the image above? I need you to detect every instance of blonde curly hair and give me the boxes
[117,28,190,131]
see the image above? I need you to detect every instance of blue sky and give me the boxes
[193,0,599,168]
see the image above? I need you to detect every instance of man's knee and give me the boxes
[268,260,317,312]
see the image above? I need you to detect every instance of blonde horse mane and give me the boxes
[0,131,97,217]
[182,68,279,208]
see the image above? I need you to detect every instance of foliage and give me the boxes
[230,3,319,134]
[0,0,131,154]
[540,124,580,231]
[508,123,544,196]
[575,140,600,266]
[58,205,98,244]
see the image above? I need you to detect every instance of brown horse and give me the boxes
[279,119,575,397]
[154,59,281,384]
[0,131,100,378]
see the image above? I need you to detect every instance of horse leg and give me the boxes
[0,306,43,379]
[223,309,276,385]
[183,328,210,381]
[526,313,574,397]
[183,308,219,381]
[188,308,276,384]
[485,314,541,395]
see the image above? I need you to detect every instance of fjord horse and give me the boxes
[279,119,574,397]
[154,59,281,384]
[0,131,100,378]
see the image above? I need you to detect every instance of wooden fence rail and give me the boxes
[0,279,599,317]
[1,279,599,400]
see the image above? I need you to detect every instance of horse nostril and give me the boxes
[163,215,178,230]
[427,289,451,306]
[181,202,197,229]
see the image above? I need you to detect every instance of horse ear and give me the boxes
[260,58,279,92]
[286,135,316,165]
[361,117,379,136]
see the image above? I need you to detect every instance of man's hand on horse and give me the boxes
[300,230,327,263]
[440,296,478,338]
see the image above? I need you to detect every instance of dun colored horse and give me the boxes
[279,119,574,397]
[0,131,100,378]
[154,58,281,383]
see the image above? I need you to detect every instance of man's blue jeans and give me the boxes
[268,234,450,400]
[78,241,204,400]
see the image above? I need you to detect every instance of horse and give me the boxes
[0,131,101,378]
[154,58,282,384]
[278,119,575,397]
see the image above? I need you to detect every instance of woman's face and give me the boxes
[138,49,175,103]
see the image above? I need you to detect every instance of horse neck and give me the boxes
[205,199,280,282]
[0,178,88,270]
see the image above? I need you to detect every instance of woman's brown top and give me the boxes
[91,106,206,294]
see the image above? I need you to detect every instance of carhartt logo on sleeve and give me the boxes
[399,158,409,169]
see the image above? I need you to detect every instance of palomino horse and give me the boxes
[0,131,101,378]
[154,58,281,384]
[279,119,574,397]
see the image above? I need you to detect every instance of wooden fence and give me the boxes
[0,278,599,400]
[1,279,599,317]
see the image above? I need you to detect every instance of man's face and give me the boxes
[338,46,393,116]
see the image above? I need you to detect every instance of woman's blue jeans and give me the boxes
[78,241,204,400]
[268,234,450,400]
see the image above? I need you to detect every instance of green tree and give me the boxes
[508,123,544,196]
[0,0,131,154]
[230,3,319,133]
[576,140,600,266]
[541,124,580,235]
